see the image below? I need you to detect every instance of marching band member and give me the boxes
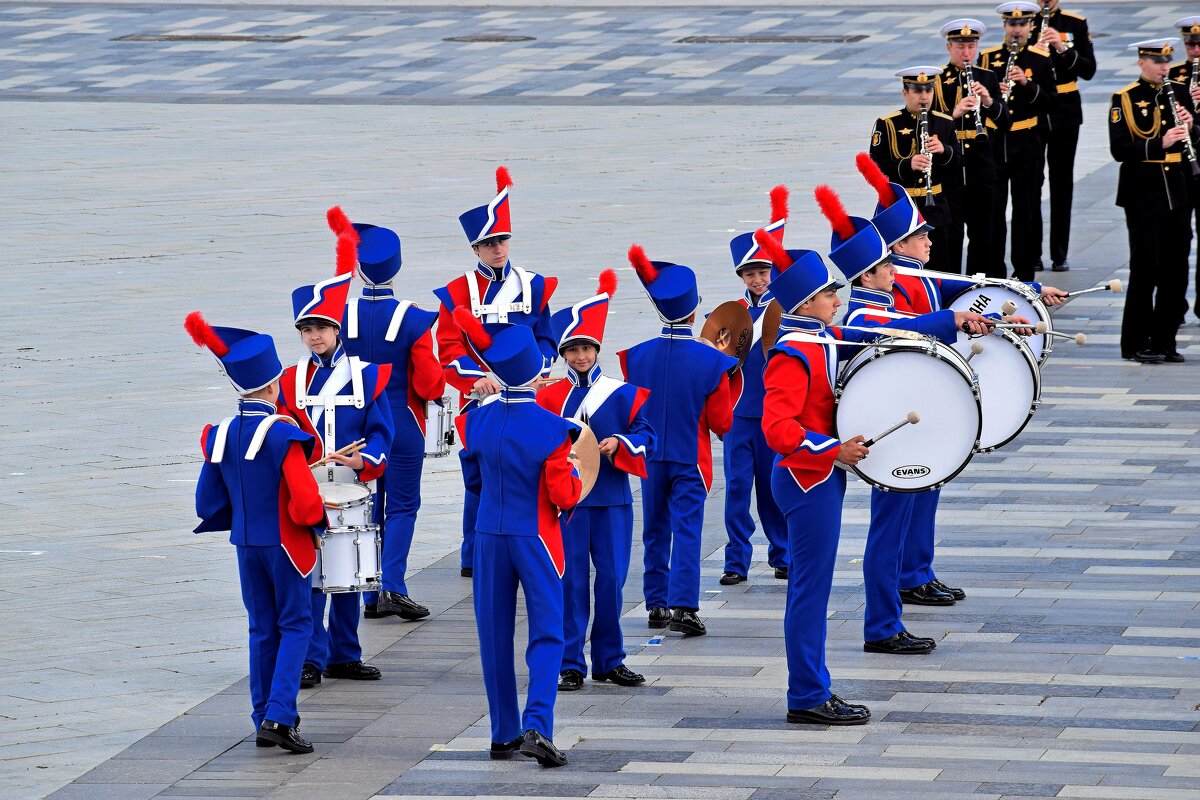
[538,271,656,692]
[1111,39,1196,363]
[719,187,790,587]
[933,19,1008,276]
[868,66,961,273]
[1033,0,1097,273]
[278,228,393,689]
[979,2,1057,282]
[329,209,445,622]
[619,246,736,637]
[755,186,957,725]
[189,313,325,753]
[454,311,582,767]
[1169,18,1200,325]
[433,167,558,577]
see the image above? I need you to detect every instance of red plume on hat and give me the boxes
[628,244,659,284]
[854,153,898,206]
[335,235,358,278]
[453,306,493,351]
[185,311,230,358]
[769,185,789,224]
[753,228,793,272]
[326,205,355,239]
[814,184,857,241]
[496,166,513,193]
[597,269,618,298]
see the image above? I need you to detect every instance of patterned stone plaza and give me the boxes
[1,1,1198,798]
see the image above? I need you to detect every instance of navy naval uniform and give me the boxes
[1170,54,1200,321]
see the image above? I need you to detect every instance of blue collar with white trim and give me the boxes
[499,386,537,403]
[850,286,895,309]
[567,363,602,388]
[745,287,773,308]
[362,286,394,300]
[779,314,827,334]
[237,398,277,416]
[890,253,925,271]
[311,341,347,369]
[659,323,693,339]
[476,260,511,282]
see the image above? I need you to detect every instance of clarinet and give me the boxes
[1191,57,1199,98]
[918,103,937,208]
[962,64,986,139]
[1039,4,1057,81]
[1163,82,1200,178]
[1001,38,1020,103]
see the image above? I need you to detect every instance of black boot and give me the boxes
[669,608,706,636]
[376,590,430,620]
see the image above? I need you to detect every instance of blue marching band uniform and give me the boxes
[187,151,1076,753]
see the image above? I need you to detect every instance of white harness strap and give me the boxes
[466,266,534,322]
[346,300,360,339]
[751,308,767,345]
[245,415,298,460]
[295,357,367,458]
[384,300,413,343]
[209,417,235,464]
[576,376,623,424]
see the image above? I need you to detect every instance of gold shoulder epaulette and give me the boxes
[980,45,1002,55]
[1029,45,1050,57]
[1114,81,1138,96]
[932,111,954,122]
[1059,10,1085,21]
[881,110,901,120]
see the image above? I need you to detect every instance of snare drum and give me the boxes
[836,338,981,492]
[948,281,1053,364]
[316,526,382,594]
[951,329,1040,452]
[319,481,373,529]
[425,396,456,457]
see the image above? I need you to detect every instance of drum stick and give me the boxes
[775,334,914,349]
[1064,279,1122,298]
[319,439,366,464]
[863,411,920,447]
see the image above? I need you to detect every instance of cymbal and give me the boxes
[569,422,601,502]
[700,301,754,372]
[760,300,782,359]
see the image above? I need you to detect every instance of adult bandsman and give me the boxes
[278,229,392,689]
[869,66,961,273]
[933,19,1008,277]
[719,187,790,587]
[1032,0,1096,273]
[330,209,445,621]
[1110,39,1196,364]
[1170,17,1200,324]
[979,1,1057,282]
[433,167,558,577]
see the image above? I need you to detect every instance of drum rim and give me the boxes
[970,328,1042,453]
[835,339,982,492]
[950,283,1054,364]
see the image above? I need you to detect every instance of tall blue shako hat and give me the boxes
[291,223,358,327]
[550,270,618,353]
[815,184,889,283]
[185,312,283,394]
[327,205,402,286]
[729,185,789,273]
[452,307,545,388]
[854,153,932,247]
[459,166,514,245]
[627,245,699,324]
[752,228,842,314]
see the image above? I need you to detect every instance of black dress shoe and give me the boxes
[787,696,871,726]
[255,736,275,747]
[774,566,788,580]
[519,729,567,767]
[362,603,384,619]
[899,582,956,606]
[376,590,430,620]
[593,664,645,686]
[557,669,584,691]
[300,663,322,689]
[901,630,937,648]
[1034,260,1045,272]
[324,661,381,680]
[929,578,965,601]
[669,608,707,636]
[489,736,523,760]
[1125,350,1164,364]
[1052,260,1069,272]
[647,606,671,629]
[719,571,746,585]
[1163,352,1185,363]
[460,567,473,578]
[864,631,935,654]
[257,719,314,754]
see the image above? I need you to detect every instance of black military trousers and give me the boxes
[992,165,1045,282]
[1043,122,1080,267]
[1121,204,1190,357]
[927,220,956,274]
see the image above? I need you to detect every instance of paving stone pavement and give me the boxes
[3,2,1200,799]
[0,1,1194,104]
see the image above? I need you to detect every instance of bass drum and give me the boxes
[951,329,1041,452]
[836,338,981,492]
[948,281,1052,364]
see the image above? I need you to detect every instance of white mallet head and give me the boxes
[1001,300,1018,315]
[906,411,920,425]
[970,342,985,355]
[1107,279,1122,293]
[1035,321,1048,334]
[1074,333,1087,345]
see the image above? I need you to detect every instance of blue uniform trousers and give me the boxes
[364,423,425,600]
[307,589,362,669]
[640,461,708,610]
[473,532,564,743]
[772,465,846,711]
[722,416,788,576]
[460,451,479,571]
[898,489,941,590]
[561,505,633,676]
[863,488,915,642]
[236,545,311,730]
